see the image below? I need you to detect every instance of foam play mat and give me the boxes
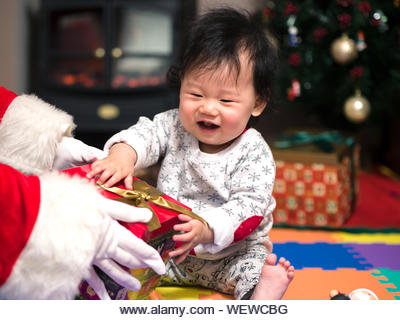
[148,228,400,300]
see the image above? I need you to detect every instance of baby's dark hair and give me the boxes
[168,7,279,109]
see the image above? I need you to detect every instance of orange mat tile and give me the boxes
[269,228,338,243]
[282,268,398,300]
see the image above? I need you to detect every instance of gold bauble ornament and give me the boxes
[330,33,358,65]
[344,89,370,123]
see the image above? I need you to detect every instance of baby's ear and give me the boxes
[251,97,267,117]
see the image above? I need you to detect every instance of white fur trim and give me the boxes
[0,172,108,299]
[0,94,75,175]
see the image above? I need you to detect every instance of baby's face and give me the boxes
[178,52,265,154]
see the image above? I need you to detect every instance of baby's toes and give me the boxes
[266,253,278,265]
[283,260,291,269]
[287,268,295,280]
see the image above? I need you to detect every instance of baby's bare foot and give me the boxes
[251,253,294,300]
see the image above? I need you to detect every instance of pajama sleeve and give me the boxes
[104,109,178,170]
[199,138,276,254]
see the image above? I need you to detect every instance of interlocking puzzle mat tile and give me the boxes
[282,268,399,300]
[333,232,400,244]
[270,228,338,243]
[344,244,400,269]
[273,242,373,270]
[149,286,233,300]
[270,228,400,244]
[371,268,400,299]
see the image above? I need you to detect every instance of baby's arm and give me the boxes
[169,214,214,264]
[87,142,137,189]
[88,110,177,189]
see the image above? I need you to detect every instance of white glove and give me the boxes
[53,137,107,170]
[84,198,166,300]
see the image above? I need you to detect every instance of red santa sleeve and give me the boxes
[0,163,41,286]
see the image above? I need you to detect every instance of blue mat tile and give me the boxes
[273,242,373,270]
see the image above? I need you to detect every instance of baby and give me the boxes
[87,8,294,299]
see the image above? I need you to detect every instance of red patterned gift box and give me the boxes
[62,164,203,300]
[271,130,359,227]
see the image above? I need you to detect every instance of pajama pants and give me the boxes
[158,242,269,300]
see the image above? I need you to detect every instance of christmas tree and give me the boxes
[258,0,400,129]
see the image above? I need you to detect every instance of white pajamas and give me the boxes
[105,109,276,299]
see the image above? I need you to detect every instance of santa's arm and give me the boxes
[0,163,165,299]
[0,86,105,174]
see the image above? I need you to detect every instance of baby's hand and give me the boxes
[87,143,137,189]
[169,214,214,264]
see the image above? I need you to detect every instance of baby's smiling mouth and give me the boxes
[198,121,220,129]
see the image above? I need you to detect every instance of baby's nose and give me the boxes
[200,100,218,115]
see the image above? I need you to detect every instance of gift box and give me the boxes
[271,130,360,227]
[62,164,203,300]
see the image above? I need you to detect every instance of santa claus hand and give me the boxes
[53,137,107,170]
[87,220,166,299]
[87,199,165,299]
[99,195,155,223]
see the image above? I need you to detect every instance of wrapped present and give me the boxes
[62,164,204,300]
[271,130,360,227]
